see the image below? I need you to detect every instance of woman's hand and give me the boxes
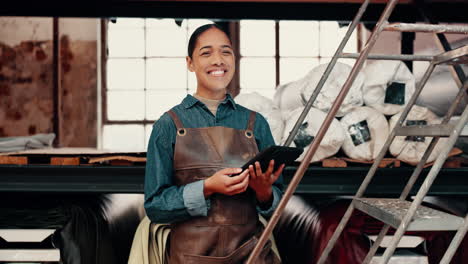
[203,168,250,197]
[248,160,285,203]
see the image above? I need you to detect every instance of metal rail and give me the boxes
[362,75,468,264]
[380,83,468,263]
[384,23,468,34]
[283,0,371,147]
[340,53,433,61]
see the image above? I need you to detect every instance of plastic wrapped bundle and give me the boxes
[340,106,389,161]
[235,92,284,144]
[262,109,285,144]
[362,60,416,115]
[389,105,447,165]
[273,82,305,119]
[281,107,345,162]
[301,62,364,117]
[235,92,275,113]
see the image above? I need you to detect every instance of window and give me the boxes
[102,19,358,150]
[102,18,212,150]
[239,20,357,99]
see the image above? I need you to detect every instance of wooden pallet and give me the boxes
[0,148,148,166]
[313,148,464,168]
[0,148,464,168]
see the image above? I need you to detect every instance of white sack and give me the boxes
[273,82,305,119]
[340,106,389,161]
[389,105,447,165]
[301,62,364,117]
[262,109,285,145]
[281,107,345,162]
[235,92,284,144]
[235,92,275,113]
[362,60,416,115]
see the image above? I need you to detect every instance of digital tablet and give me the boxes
[241,146,303,172]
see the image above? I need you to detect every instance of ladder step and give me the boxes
[354,198,464,231]
[395,124,454,137]
[0,249,60,262]
[383,23,468,34]
[433,45,468,65]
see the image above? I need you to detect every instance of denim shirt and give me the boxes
[144,94,283,223]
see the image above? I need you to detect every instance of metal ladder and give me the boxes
[245,0,468,263]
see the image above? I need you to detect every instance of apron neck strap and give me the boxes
[247,111,256,131]
[167,110,184,130]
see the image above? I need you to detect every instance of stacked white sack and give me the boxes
[273,81,305,119]
[235,92,275,114]
[340,106,389,161]
[389,105,447,165]
[362,60,416,115]
[235,92,284,144]
[281,107,345,162]
[300,62,364,117]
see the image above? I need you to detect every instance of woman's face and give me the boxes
[187,27,235,99]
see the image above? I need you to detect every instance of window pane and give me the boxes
[146,18,179,28]
[107,58,145,90]
[187,19,215,36]
[240,58,276,90]
[145,124,153,148]
[280,58,320,85]
[107,91,145,120]
[108,28,145,57]
[146,20,187,57]
[319,21,357,57]
[146,90,187,120]
[240,20,275,56]
[280,21,319,57]
[146,58,187,89]
[103,124,145,151]
[108,18,144,30]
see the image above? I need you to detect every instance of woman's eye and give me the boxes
[201,52,210,56]
[223,50,232,55]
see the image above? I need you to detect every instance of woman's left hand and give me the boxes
[248,159,285,203]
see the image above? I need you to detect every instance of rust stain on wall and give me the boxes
[60,35,74,74]
[0,37,97,147]
[0,41,54,138]
[60,38,97,147]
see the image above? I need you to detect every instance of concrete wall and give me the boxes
[0,17,98,147]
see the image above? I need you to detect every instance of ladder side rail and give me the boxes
[362,75,468,264]
[319,57,437,264]
[415,0,466,87]
[283,0,371,146]
[383,23,468,34]
[398,80,468,199]
[380,80,468,264]
[247,0,395,262]
[440,213,468,264]
[362,225,392,264]
[341,53,433,61]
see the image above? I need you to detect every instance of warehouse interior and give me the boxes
[0,0,467,263]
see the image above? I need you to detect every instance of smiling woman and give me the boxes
[186,24,235,100]
[133,23,285,264]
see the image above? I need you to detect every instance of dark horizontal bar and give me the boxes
[0,2,467,23]
[1,165,468,196]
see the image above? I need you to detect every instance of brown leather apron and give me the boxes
[167,110,280,264]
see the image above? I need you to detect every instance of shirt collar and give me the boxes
[182,93,237,110]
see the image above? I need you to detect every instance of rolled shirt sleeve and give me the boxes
[183,180,211,217]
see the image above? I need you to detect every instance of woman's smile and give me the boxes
[186,27,235,99]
